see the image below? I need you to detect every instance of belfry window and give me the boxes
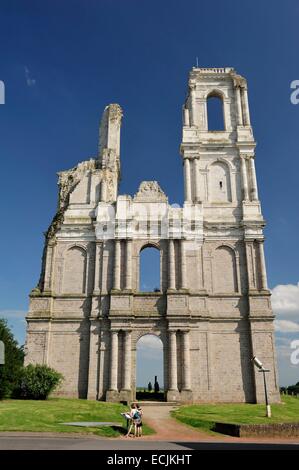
[207,93,225,131]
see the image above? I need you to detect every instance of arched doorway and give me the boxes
[136,334,164,401]
[139,245,160,292]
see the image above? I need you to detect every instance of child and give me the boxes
[135,405,143,437]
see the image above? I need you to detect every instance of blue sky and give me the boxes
[0,0,298,387]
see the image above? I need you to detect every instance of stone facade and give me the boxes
[25,68,280,403]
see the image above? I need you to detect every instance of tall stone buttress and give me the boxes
[25,69,280,404]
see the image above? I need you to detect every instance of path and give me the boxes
[138,405,221,441]
[135,404,299,445]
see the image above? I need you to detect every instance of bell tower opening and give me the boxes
[207,93,225,130]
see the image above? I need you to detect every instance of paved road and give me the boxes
[0,433,299,450]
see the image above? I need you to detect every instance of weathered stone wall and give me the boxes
[25,71,280,403]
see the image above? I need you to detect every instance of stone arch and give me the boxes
[135,332,164,397]
[206,88,226,100]
[212,245,238,293]
[62,245,87,294]
[139,241,160,252]
[138,243,161,292]
[206,90,225,131]
[206,157,234,172]
[135,329,164,345]
[208,160,232,202]
[62,243,87,255]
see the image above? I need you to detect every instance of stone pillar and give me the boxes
[190,85,196,126]
[245,242,255,291]
[85,249,95,295]
[258,241,268,290]
[87,320,99,399]
[241,87,251,126]
[93,241,102,292]
[113,239,121,290]
[184,158,192,202]
[180,240,187,289]
[183,107,190,126]
[109,330,118,391]
[182,331,191,390]
[125,239,132,290]
[199,245,205,289]
[223,99,232,131]
[241,156,249,200]
[194,158,200,202]
[100,178,107,201]
[168,330,178,391]
[168,239,176,290]
[43,242,55,291]
[249,157,259,201]
[123,330,131,390]
[235,86,243,126]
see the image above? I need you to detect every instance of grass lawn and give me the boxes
[172,395,299,434]
[0,398,154,437]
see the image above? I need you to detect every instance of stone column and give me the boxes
[125,239,132,290]
[241,87,251,126]
[184,158,192,202]
[44,242,55,291]
[168,239,176,290]
[245,242,255,291]
[223,99,231,131]
[168,330,178,391]
[100,178,107,201]
[85,250,95,295]
[93,241,102,292]
[190,85,196,126]
[182,331,191,390]
[183,107,190,126]
[241,156,249,201]
[87,320,99,399]
[194,158,200,202]
[235,86,243,126]
[258,241,268,290]
[249,157,259,201]
[180,240,187,289]
[113,239,121,290]
[198,245,205,289]
[123,330,131,390]
[109,330,118,391]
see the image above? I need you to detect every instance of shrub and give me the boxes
[18,364,63,400]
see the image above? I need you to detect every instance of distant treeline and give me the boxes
[280,382,299,395]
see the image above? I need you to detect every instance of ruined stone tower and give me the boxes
[25,68,280,403]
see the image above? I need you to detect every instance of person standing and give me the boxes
[124,403,137,437]
[135,404,143,437]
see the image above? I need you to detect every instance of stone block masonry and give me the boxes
[25,69,280,404]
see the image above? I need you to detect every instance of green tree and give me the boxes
[0,318,24,399]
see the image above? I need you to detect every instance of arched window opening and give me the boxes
[136,334,164,400]
[213,246,238,293]
[139,246,160,292]
[209,161,232,203]
[207,94,225,131]
[62,246,87,294]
